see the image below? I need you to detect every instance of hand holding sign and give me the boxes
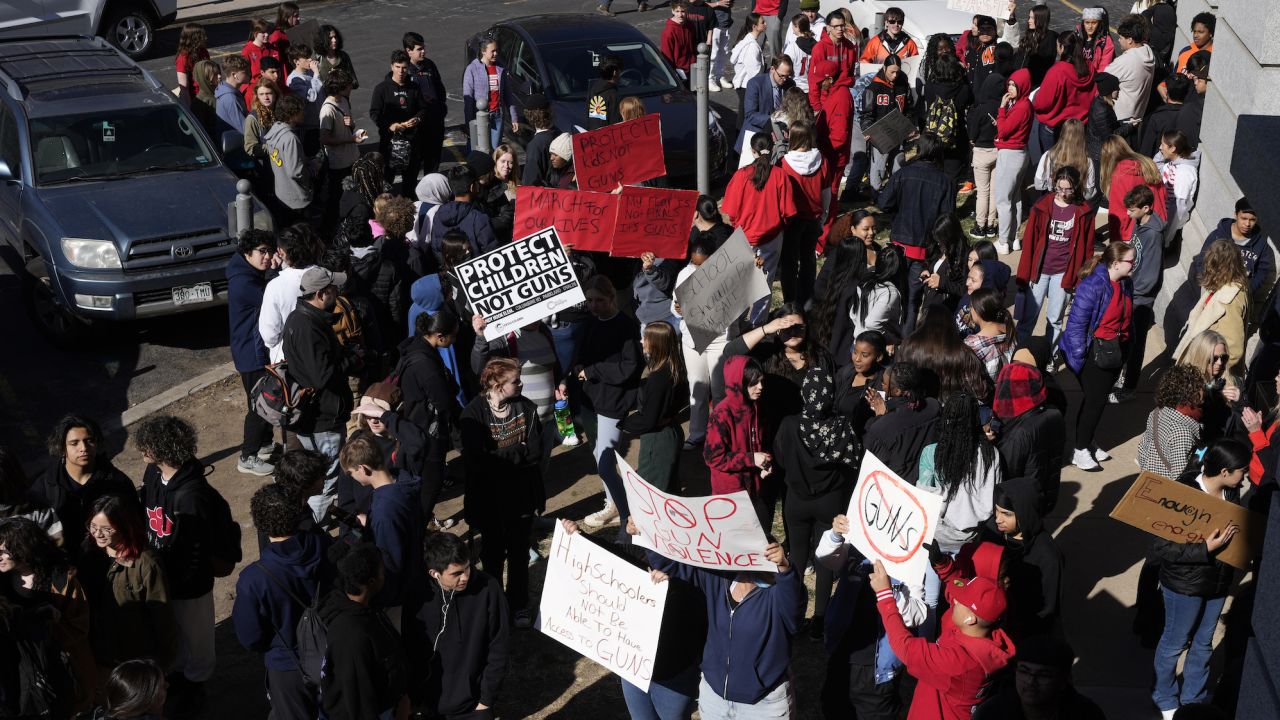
[846,452,944,587]
[573,115,666,193]
[673,229,771,353]
[454,227,585,341]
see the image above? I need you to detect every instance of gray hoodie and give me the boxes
[1104,43,1155,123]
[1130,211,1166,303]
[264,121,312,210]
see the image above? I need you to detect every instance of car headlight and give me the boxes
[61,238,122,269]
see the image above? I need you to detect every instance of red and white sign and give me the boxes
[846,451,944,586]
[610,185,698,259]
[620,455,778,572]
[572,114,666,193]
[513,186,619,253]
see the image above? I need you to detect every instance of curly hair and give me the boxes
[329,541,383,595]
[934,391,996,501]
[1155,364,1207,409]
[375,195,416,242]
[132,416,197,469]
[1199,239,1248,293]
[0,517,66,589]
[250,483,303,538]
[273,449,329,499]
[889,362,927,410]
[480,357,521,394]
[46,414,103,459]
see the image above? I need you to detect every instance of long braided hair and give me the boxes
[934,391,996,502]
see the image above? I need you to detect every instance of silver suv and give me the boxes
[0,0,178,59]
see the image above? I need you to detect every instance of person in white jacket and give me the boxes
[258,224,321,362]
[849,246,904,340]
[783,17,816,94]
[731,15,768,105]
[1104,15,1156,123]
[1155,130,1200,246]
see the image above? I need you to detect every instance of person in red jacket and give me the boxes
[993,69,1033,254]
[269,2,299,60]
[1029,34,1095,168]
[704,356,772,521]
[242,18,282,91]
[723,133,797,321]
[660,0,699,79]
[779,121,831,309]
[808,11,858,112]
[813,58,853,252]
[1100,135,1168,243]
[1015,165,1096,347]
[871,562,1015,720]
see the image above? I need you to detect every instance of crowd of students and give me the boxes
[0,0,1272,718]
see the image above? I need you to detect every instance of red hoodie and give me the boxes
[704,356,766,496]
[995,69,1033,150]
[808,33,859,111]
[877,591,1016,720]
[660,19,698,72]
[1031,60,1096,128]
[814,59,854,173]
[1107,159,1170,242]
[782,148,829,221]
[723,163,796,245]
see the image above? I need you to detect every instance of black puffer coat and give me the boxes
[1152,467,1241,598]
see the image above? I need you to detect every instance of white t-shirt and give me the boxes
[319,97,359,170]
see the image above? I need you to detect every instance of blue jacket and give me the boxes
[876,160,956,250]
[226,253,270,372]
[214,81,248,139]
[735,73,792,153]
[1059,263,1132,374]
[232,531,332,670]
[430,202,498,260]
[369,473,426,610]
[1197,217,1272,295]
[647,550,805,704]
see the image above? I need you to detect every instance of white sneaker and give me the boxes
[1072,448,1101,471]
[1012,239,1022,251]
[1093,447,1112,462]
[719,76,733,89]
[709,82,720,92]
[583,499,619,527]
[995,240,1010,254]
[561,434,580,447]
[1161,710,1177,720]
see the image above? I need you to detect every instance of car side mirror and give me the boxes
[0,159,14,183]
[220,131,245,157]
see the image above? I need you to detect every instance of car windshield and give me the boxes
[540,41,679,101]
[29,105,217,186]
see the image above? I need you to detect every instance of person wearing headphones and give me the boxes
[410,531,511,719]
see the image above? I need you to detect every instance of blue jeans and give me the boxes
[585,411,626,516]
[296,429,344,523]
[750,233,783,323]
[1015,271,1068,346]
[620,667,699,720]
[1153,588,1226,711]
[550,319,585,378]
[698,676,792,720]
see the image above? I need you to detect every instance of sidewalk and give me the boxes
[175,0,285,23]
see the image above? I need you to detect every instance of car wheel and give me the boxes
[23,273,90,349]
[101,2,157,60]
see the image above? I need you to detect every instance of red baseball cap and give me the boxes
[810,59,839,87]
[952,576,1007,623]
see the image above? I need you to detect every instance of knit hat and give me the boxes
[467,150,495,177]
[549,132,574,161]
[1081,7,1105,20]
[992,361,1046,419]
[1095,72,1120,96]
[800,0,820,10]
[951,576,1007,623]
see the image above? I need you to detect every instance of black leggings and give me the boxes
[478,514,533,611]
[783,487,844,618]
[420,456,446,521]
[1075,349,1124,451]
[239,370,275,459]
[780,217,821,308]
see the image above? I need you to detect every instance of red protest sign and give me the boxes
[610,185,698,259]
[572,114,666,193]
[513,185,619,252]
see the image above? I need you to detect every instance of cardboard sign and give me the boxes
[864,108,917,154]
[673,229,772,353]
[538,523,668,691]
[946,0,1009,18]
[454,227,585,341]
[572,115,666,193]
[1109,472,1263,571]
[611,186,698,259]
[846,452,944,586]
[619,455,778,572]
[513,186,619,253]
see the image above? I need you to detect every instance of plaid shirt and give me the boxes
[1137,407,1201,478]
[965,333,1014,381]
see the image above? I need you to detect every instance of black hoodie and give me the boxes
[983,476,1063,640]
[966,72,1005,149]
[140,459,241,599]
[409,570,510,716]
[31,459,137,562]
[319,590,408,720]
[585,78,621,130]
[346,238,407,350]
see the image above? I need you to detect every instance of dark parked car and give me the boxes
[0,37,269,344]
[465,14,728,182]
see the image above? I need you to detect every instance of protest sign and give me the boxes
[513,186,619,252]
[611,186,699,259]
[864,108,918,154]
[619,455,778,572]
[538,523,668,691]
[573,114,667,193]
[946,0,1009,18]
[454,227,585,341]
[1110,472,1262,571]
[673,229,771,353]
[846,452,944,586]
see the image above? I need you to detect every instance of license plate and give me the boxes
[172,282,213,306]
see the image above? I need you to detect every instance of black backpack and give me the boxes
[251,361,314,429]
[0,606,74,718]
[253,562,328,690]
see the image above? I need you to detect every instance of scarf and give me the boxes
[798,366,861,465]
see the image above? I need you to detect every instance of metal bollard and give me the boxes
[235,179,253,237]
[472,94,492,154]
[694,42,710,196]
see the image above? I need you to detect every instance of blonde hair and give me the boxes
[492,143,521,194]
[1100,135,1160,193]
[1179,329,1237,385]
[1047,119,1090,187]
[1199,239,1248,294]
[620,96,646,121]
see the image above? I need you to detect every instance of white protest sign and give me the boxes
[946,0,1008,18]
[619,454,778,572]
[454,226,585,341]
[846,451,944,586]
[537,523,668,691]
[673,229,771,353]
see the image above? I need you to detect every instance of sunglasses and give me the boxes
[1212,354,1230,363]
[780,325,807,339]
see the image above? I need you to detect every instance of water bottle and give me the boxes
[554,399,579,446]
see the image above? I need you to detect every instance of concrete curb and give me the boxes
[176,0,281,24]
[107,361,238,433]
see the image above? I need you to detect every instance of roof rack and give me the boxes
[0,36,146,101]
